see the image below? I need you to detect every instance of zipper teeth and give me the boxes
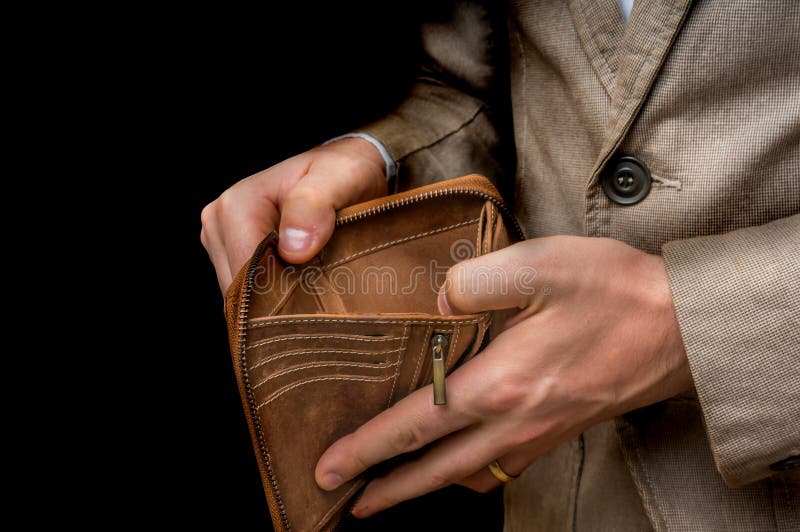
[336,187,526,241]
[238,237,292,531]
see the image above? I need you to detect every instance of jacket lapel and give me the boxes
[567,0,626,98]
[587,0,694,186]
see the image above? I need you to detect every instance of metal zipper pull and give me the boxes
[431,334,449,405]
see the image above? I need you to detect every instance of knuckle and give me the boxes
[216,190,236,212]
[482,377,526,416]
[388,420,425,454]
[200,202,216,228]
[285,184,326,210]
[512,424,544,448]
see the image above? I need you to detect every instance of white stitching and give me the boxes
[253,360,400,389]
[651,173,682,190]
[485,203,494,255]
[322,218,480,270]
[448,323,461,371]
[249,347,405,371]
[247,334,407,350]
[248,317,483,329]
[256,375,396,410]
[385,325,409,408]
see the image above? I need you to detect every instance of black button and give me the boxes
[770,455,800,472]
[602,155,652,205]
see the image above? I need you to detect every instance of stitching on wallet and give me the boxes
[485,203,494,255]
[253,360,401,389]
[248,317,482,329]
[248,334,407,349]
[249,347,405,371]
[448,323,461,371]
[385,325,409,408]
[257,375,396,410]
[322,218,480,271]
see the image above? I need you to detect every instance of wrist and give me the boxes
[644,253,693,399]
[322,133,396,181]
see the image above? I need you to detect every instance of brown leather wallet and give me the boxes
[224,174,523,531]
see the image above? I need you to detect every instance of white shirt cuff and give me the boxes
[322,132,398,181]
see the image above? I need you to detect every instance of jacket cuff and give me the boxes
[662,214,800,486]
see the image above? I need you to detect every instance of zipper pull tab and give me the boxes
[431,334,449,405]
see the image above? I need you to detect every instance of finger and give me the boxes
[200,225,233,293]
[350,424,513,518]
[355,423,566,518]
[457,452,529,493]
[217,191,280,285]
[278,159,386,263]
[206,157,304,290]
[438,241,544,315]
[314,354,496,491]
[456,467,503,494]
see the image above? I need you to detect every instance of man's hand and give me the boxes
[315,236,692,518]
[201,137,387,292]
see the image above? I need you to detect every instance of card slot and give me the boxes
[256,373,398,412]
[252,359,401,390]
[248,346,404,372]
[244,317,412,345]
[247,332,405,350]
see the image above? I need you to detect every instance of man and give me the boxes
[202,1,799,529]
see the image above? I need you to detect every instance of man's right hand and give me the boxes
[201,137,388,293]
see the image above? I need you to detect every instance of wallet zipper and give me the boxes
[237,177,520,531]
[238,235,293,531]
[431,334,449,405]
[335,176,526,241]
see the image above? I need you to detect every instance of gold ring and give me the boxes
[487,460,518,483]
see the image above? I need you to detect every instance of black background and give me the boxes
[121,4,504,530]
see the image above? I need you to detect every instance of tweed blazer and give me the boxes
[359,1,800,530]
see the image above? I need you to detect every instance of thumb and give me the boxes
[278,162,386,263]
[437,243,541,315]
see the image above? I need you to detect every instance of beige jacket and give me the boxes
[360,1,800,530]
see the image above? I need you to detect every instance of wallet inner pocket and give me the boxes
[247,194,504,319]
[254,358,402,400]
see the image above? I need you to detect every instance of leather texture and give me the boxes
[224,174,520,531]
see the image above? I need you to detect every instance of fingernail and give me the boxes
[437,287,452,315]
[281,227,311,252]
[319,472,343,491]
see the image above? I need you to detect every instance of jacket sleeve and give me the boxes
[662,213,800,486]
[358,1,513,191]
